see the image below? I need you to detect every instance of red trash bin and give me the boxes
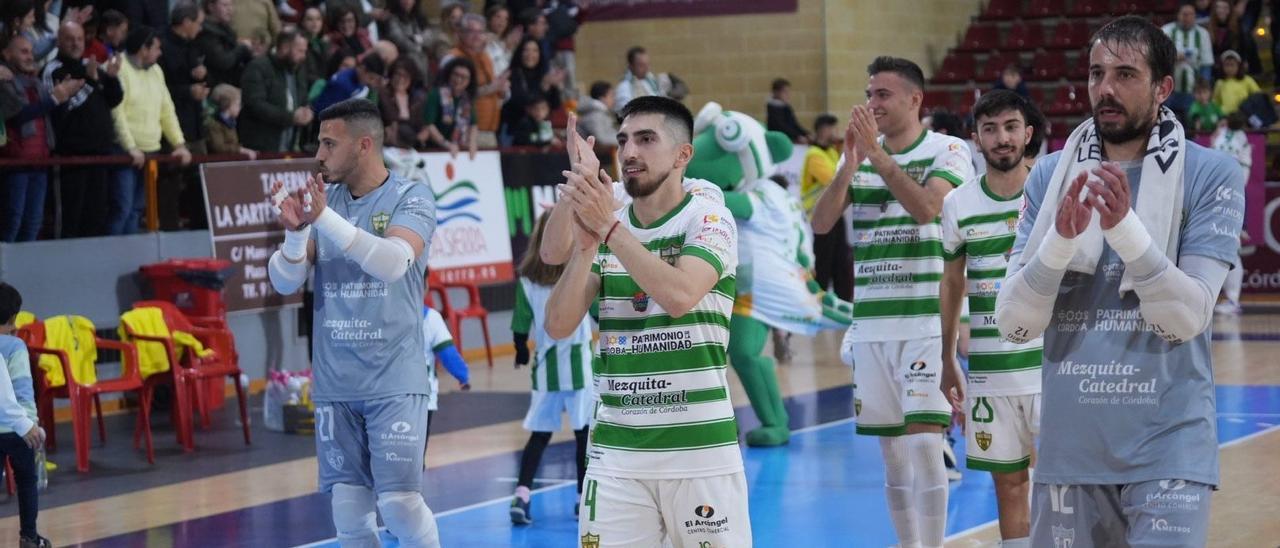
[139,258,236,410]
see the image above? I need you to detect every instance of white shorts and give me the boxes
[578,471,751,548]
[851,336,952,436]
[523,389,594,432]
[965,393,1040,472]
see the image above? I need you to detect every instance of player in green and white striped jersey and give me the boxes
[547,96,750,547]
[811,57,973,548]
[508,213,595,526]
[940,90,1043,548]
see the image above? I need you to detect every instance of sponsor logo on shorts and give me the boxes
[325,448,345,471]
[909,361,927,371]
[1159,479,1186,491]
[580,533,600,548]
[391,421,412,433]
[1051,524,1075,548]
[384,452,415,464]
[1146,480,1202,510]
[975,431,992,451]
[1151,518,1193,534]
[685,504,730,535]
[381,421,420,445]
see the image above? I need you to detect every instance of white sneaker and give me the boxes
[1214,301,1242,316]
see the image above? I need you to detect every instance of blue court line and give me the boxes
[75,385,1280,548]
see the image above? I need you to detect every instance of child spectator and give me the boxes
[0,283,49,548]
[509,213,593,525]
[1187,78,1224,133]
[1212,112,1251,316]
[510,95,559,148]
[204,84,256,158]
[1211,49,1260,114]
[420,303,470,455]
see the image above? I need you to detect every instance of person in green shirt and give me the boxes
[1186,79,1223,133]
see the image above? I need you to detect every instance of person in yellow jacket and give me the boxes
[109,26,192,235]
[800,114,852,301]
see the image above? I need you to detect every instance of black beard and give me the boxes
[1094,97,1155,145]
[985,152,1024,173]
[623,168,668,198]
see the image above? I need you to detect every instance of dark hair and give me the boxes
[626,46,646,66]
[972,90,1045,157]
[589,81,612,100]
[1226,111,1246,131]
[0,283,21,326]
[388,56,422,87]
[930,110,964,136]
[275,28,303,50]
[1193,77,1212,92]
[771,78,790,93]
[1090,15,1176,84]
[359,53,386,77]
[515,36,545,72]
[0,31,24,53]
[437,56,478,98]
[1,0,34,38]
[867,56,925,90]
[388,0,428,27]
[328,5,358,30]
[170,1,202,27]
[99,9,128,32]
[125,26,158,55]
[525,95,549,109]
[318,98,385,145]
[619,95,694,144]
[518,8,544,29]
[814,114,838,132]
[325,47,356,77]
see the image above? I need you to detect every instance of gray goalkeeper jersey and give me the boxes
[1009,142,1243,486]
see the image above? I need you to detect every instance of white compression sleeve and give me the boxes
[996,229,1075,344]
[880,436,921,548]
[268,250,310,295]
[313,208,416,283]
[331,483,379,548]
[1131,253,1229,344]
[377,491,441,548]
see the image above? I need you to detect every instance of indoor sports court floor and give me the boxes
[1,311,1278,547]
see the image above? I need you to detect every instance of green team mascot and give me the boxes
[686,102,853,446]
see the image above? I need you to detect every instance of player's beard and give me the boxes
[1094,95,1156,145]
[319,150,359,183]
[982,143,1025,173]
[624,166,670,198]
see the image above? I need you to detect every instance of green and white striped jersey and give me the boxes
[589,192,742,479]
[512,276,594,392]
[941,176,1042,396]
[841,129,974,343]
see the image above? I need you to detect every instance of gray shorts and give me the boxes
[315,394,430,494]
[1031,480,1212,547]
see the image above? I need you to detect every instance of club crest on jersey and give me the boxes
[372,212,391,235]
[976,431,992,451]
[1006,216,1018,232]
[580,533,600,548]
[659,245,681,266]
[632,292,650,312]
[905,165,929,184]
[326,448,345,471]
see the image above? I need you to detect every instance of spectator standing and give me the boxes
[575,80,616,147]
[800,114,851,300]
[544,0,586,98]
[1207,0,1261,77]
[111,26,191,235]
[502,37,563,143]
[0,33,82,242]
[379,57,427,149]
[298,7,330,90]
[311,54,386,115]
[766,78,810,144]
[1211,49,1260,114]
[1162,4,1214,97]
[204,83,255,158]
[118,0,169,34]
[327,6,372,59]
[613,46,671,114]
[230,0,280,55]
[159,3,209,229]
[443,14,508,148]
[518,8,552,68]
[83,8,127,63]
[43,21,125,239]
[196,0,254,88]
[423,56,477,159]
[484,4,521,76]
[238,29,311,152]
[383,0,432,84]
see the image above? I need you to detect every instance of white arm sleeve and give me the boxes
[996,229,1076,344]
[1131,249,1228,345]
[268,250,311,295]
[313,208,416,283]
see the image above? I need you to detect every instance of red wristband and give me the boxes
[604,220,621,246]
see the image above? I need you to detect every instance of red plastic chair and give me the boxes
[16,320,153,473]
[1050,20,1090,50]
[959,24,1001,52]
[934,53,977,84]
[122,302,250,452]
[1030,50,1069,81]
[427,271,493,368]
[981,0,1021,20]
[1006,21,1045,50]
[1070,0,1112,16]
[923,90,956,114]
[982,51,1019,82]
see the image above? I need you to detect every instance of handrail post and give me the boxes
[145,158,159,233]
